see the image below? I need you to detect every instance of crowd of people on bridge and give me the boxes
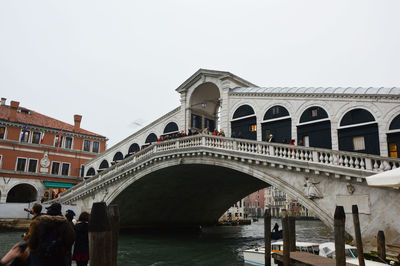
[1,203,90,266]
[155,127,226,143]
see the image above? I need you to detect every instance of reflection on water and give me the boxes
[0,218,333,266]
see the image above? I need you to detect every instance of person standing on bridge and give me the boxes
[267,134,275,142]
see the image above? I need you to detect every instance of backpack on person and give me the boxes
[37,223,65,265]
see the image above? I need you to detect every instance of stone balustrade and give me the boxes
[58,135,400,204]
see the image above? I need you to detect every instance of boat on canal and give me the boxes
[243,241,319,266]
[319,242,389,266]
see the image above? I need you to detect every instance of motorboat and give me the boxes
[319,242,389,266]
[243,241,319,266]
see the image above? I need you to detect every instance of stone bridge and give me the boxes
[58,135,400,249]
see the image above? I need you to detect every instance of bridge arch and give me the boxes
[104,156,332,230]
[262,105,291,143]
[231,104,257,140]
[297,106,332,149]
[145,133,158,144]
[86,167,96,176]
[6,183,38,203]
[338,108,379,155]
[113,152,124,162]
[99,159,109,171]
[163,121,179,135]
[189,82,221,132]
[128,143,140,154]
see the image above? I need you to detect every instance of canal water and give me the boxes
[0,218,334,265]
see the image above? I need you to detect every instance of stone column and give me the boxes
[219,80,231,136]
[331,121,339,151]
[378,123,388,156]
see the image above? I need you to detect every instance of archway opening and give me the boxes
[231,104,257,140]
[113,152,124,162]
[86,167,96,176]
[262,105,291,143]
[189,82,221,132]
[388,114,400,158]
[338,108,379,155]
[99,160,109,172]
[6,183,37,203]
[297,106,331,148]
[127,143,140,157]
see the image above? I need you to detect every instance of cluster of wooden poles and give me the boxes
[263,205,388,266]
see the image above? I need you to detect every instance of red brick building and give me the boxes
[0,98,107,203]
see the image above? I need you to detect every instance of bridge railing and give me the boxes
[60,135,400,200]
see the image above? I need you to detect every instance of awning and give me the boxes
[366,168,400,187]
[43,181,74,189]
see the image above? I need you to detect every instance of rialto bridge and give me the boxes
[57,69,400,249]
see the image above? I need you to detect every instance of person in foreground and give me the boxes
[0,242,29,266]
[72,212,90,266]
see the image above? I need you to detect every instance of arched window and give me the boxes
[262,106,291,143]
[388,114,400,158]
[113,152,124,162]
[338,108,379,155]
[233,104,255,119]
[231,105,257,140]
[6,183,37,203]
[99,160,109,170]
[163,122,179,134]
[128,143,140,154]
[298,106,331,149]
[86,167,96,176]
[145,133,157,144]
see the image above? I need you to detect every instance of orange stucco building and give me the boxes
[0,98,107,203]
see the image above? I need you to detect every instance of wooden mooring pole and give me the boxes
[108,204,120,266]
[89,202,113,266]
[334,206,346,266]
[282,209,290,266]
[288,215,296,252]
[264,208,271,266]
[352,205,365,266]
[377,230,386,261]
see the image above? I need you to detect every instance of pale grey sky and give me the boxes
[1,0,399,147]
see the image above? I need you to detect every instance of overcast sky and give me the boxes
[1,0,399,147]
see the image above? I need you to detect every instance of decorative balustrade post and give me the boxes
[201,136,206,146]
[365,158,372,170]
[312,150,319,162]
[233,140,238,150]
[175,140,179,149]
[270,145,275,156]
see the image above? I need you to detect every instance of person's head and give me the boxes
[46,202,62,216]
[78,211,90,222]
[65,209,76,221]
[32,203,42,215]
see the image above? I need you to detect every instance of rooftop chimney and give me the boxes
[9,101,20,121]
[74,114,82,132]
[1,98,6,106]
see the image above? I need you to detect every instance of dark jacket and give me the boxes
[28,215,75,265]
[72,221,89,260]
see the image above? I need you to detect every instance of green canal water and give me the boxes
[0,219,333,265]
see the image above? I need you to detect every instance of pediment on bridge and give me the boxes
[175,69,257,93]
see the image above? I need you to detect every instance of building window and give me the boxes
[92,141,100,153]
[65,137,73,149]
[61,163,70,176]
[83,140,91,152]
[389,143,398,158]
[311,108,318,117]
[28,159,38,173]
[0,155,2,168]
[55,135,63,148]
[0,126,5,139]
[20,130,30,143]
[353,136,365,151]
[51,162,60,175]
[250,124,257,132]
[16,158,27,171]
[32,132,41,144]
